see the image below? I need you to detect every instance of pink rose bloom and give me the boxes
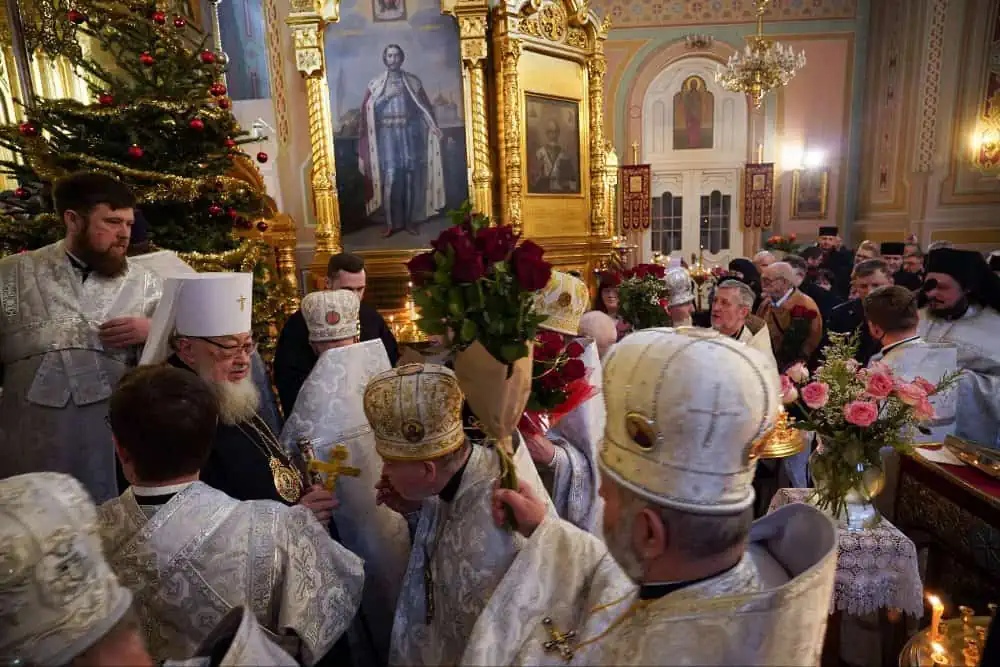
[786,362,810,384]
[869,360,893,377]
[801,382,830,409]
[843,400,878,427]
[915,398,936,422]
[866,373,895,399]
[780,375,799,404]
[913,376,937,395]
[894,382,928,407]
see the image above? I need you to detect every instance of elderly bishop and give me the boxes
[0,173,161,502]
[281,289,410,666]
[463,329,837,666]
[365,364,552,666]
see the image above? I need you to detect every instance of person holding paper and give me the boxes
[0,172,160,502]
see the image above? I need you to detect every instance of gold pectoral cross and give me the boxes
[308,445,360,492]
[238,295,247,312]
[542,617,576,662]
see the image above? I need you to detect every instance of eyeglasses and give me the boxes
[196,337,257,360]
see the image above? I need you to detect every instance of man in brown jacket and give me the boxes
[756,261,823,369]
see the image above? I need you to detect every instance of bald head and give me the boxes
[761,262,796,301]
[753,251,776,272]
[579,310,617,359]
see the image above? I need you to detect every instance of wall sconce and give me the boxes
[781,144,826,170]
[803,150,826,168]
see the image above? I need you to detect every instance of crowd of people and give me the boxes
[1,172,999,666]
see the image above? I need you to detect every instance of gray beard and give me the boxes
[205,375,261,425]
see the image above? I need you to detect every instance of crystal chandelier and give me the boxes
[715,0,806,109]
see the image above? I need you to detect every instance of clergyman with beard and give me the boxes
[141,273,339,519]
[917,248,1000,448]
[0,172,161,503]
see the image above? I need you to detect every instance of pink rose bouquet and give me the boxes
[780,332,961,518]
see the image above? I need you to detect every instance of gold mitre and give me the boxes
[599,328,780,514]
[535,271,590,336]
[363,363,466,461]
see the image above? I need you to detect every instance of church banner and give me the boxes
[620,164,651,230]
[743,163,774,228]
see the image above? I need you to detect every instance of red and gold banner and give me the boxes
[620,164,651,230]
[743,163,774,229]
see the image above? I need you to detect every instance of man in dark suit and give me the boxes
[786,252,841,321]
[273,252,399,415]
[820,259,892,367]
[817,225,854,299]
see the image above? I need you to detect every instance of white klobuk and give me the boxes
[279,339,408,666]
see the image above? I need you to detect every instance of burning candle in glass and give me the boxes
[930,641,947,665]
[928,594,945,641]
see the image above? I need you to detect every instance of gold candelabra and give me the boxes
[900,596,997,666]
[756,407,804,459]
[388,282,429,345]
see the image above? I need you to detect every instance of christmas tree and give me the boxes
[0,0,271,255]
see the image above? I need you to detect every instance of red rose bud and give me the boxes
[475,225,517,264]
[452,254,485,283]
[537,330,564,360]
[407,251,437,286]
[512,240,551,291]
[565,341,585,358]
[541,372,563,390]
[431,225,470,254]
[561,358,586,382]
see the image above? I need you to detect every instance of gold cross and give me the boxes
[541,617,576,662]
[308,445,360,492]
[238,295,247,312]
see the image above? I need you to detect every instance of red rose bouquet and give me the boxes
[618,263,671,331]
[518,332,598,437]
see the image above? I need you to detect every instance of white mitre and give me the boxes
[600,327,781,513]
[302,289,361,342]
[663,267,695,307]
[0,473,134,665]
[141,272,254,365]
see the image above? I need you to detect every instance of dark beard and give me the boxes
[72,232,128,278]
[928,295,969,321]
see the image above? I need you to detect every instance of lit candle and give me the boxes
[931,641,947,665]
[928,594,945,641]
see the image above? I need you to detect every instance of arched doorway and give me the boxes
[641,57,749,266]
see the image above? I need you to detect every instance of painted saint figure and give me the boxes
[673,75,714,150]
[359,44,446,238]
[531,120,578,193]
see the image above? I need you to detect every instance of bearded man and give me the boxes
[461,328,837,666]
[817,225,853,298]
[0,172,161,503]
[918,248,1000,448]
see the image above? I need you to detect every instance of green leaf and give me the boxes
[500,342,527,363]
[459,319,478,343]
[465,284,485,310]
[447,287,465,317]
[418,318,447,335]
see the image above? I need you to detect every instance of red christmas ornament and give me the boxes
[199,50,216,64]
[18,122,38,137]
[209,82,227,97]
[226,207,239,219]
[98,93,114,106]
[127,144,144,159]
[67,9,86,24]
[217,98,231,110]
[223,138,237,149]
[189,118,205,131]
[14,188,28,199]
[151,11,166,24]
[173,16,187,28]
[140,52,155,66]
[256,221,269,232]
[256,151,268,164]
[208,203,223,216]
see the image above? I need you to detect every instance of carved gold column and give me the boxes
[446,0,492,217]
[288,0,340,271]
[495,36,523,233]
[588,56,607,237]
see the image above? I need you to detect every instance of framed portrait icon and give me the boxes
[791,167,829,219]
[373,0,407,22]
[525,94,582,195]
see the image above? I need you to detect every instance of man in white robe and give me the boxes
[98,364,364,664]
[525,271,604,532]
[463,329,838,666]
[0,173,161,502]
[364,363,551,665]
[280,288,409,666]
[917,248,1000,448]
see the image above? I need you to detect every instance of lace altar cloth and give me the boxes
[768,488,923,617]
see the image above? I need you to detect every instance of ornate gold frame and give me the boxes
[790,167,829,220]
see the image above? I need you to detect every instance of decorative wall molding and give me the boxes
[589,0,856,30]
[915,0,950,173]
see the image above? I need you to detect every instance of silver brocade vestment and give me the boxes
[0,241,161,502]
[280,339,410,667]
[163,607,298,667]
[97,482,364,665]
[462,503,837,667]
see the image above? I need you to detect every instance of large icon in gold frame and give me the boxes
[525,93,582,195]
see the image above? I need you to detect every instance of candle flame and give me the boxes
[928,594,943,608]
[932,642,945,653]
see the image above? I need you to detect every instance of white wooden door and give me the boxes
[648,169,741,267]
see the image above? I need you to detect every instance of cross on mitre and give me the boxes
[308,445,361,492]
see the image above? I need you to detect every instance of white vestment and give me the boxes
[280,339,409,666]
[390,444,553,666]
[463,503,837,667]
[737,320,775,365]
[544,338,604,533]
[98,482,364,665]
[917,306,1000,448]
[0,241,161,502]
[164,607,298,667]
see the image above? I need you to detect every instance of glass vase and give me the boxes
[809,448,885,531]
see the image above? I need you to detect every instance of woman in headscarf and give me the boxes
[728,257,763,311]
